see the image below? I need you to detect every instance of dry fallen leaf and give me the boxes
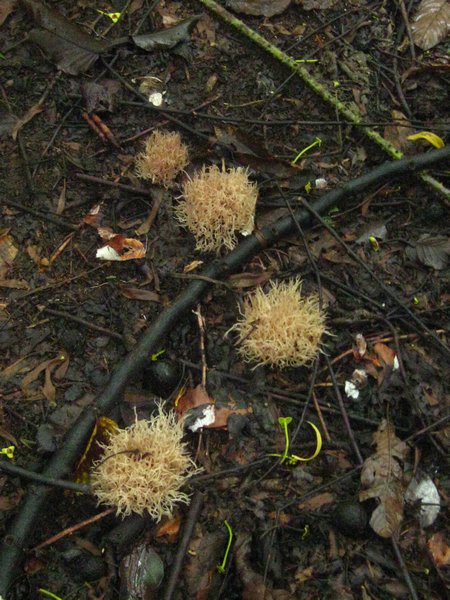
[427,532,450,567]
[411,0,450,50]
[225,0,291,17]
[11,104,44,140]
[360,420,409,538]
[0,0,16,26]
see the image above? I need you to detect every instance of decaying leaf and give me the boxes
[0,230,18,278]
[132,15,201,50]
[0,0,16,27]
[23,0,108,75]
[11,103,44,140]
[383,110,415,154]
[297,0,338,9]
[360,420,409,538]
[225,0,292,17]
[411,0,450,50]
[118,286,160,302]
[96,231,146,261]
[406,235,450,270]
[21,354,68,404]
[427,532,450,567]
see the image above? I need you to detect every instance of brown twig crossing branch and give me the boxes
[0,146,449,597]
[196,0,450,201]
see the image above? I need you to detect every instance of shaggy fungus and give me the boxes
[175,163,258,253]
[229,279,326,368]
[90,405,200,521]
[135,130,189,187]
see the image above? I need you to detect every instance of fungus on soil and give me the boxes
[229,279,327,369]
[135,130,189,187]
[90,404,201,521]
[175,163,258,253]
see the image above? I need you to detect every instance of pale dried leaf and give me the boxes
[428,532,450,567]
[226,0,291,17]
[118,286,160,302]
[411,0,450,50]
[359,420,408,538]
[11,104,44,140]
[0,0,16,26]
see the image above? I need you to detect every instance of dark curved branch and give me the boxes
[0,146,449,596]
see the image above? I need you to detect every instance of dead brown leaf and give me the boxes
[360,420,409,538]
[412,0,450,50]
[155,513,182,543]
[225,0,291,17]
[0,279,29,289]
[229,269,275,289]
[373,342,396,367]
[118,286,160,302]
[11,104,44,140]
[0,0,16,26]
[298,492,335,511]
[0,230,18,278]
[383,110,415,154]
[22,354,68,404]
[428,532,450,567]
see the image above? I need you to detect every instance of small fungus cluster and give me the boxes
[91,405,200,521]
[135,130,189,187]
[175,163,258,253]
[229,279,326,369]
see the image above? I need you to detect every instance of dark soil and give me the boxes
[1,1,449,599]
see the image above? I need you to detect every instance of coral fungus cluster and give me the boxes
[135,130,189,187]
[229,279,326,368]
[90,405,200,520]
[175,163,258,253]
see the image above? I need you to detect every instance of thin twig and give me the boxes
[324,354,364,465]
[392,536,419,600]
[31,508,115,553]
[0,461,90,494]
[163,491,204,600]
[43,308,124,342]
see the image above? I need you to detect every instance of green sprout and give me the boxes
[0,446,15,459]
[291,137,322,165]
[368,236,380,251]
[269,417,322,464]
[151,349,166,361]
[217,520,233,574]
[39,589,64,600]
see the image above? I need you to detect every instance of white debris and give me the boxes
[96,245,121,261]
[345,380,360,400]
[187,405,216,432]
[405,474,441,528]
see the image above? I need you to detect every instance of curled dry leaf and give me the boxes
[411,0,450,50]
[360,420,409,538]
[427,532,450,567]
[225,0,292,17]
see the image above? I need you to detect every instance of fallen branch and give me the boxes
[196,0,450,201]
[0,146,449,596]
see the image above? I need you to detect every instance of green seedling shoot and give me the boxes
[217,520,233,574]
[96,9,121,23]
[368,236,380,252]
[269,417,322,464]
[291,137,322,165]
[151,349,166,361]
[39,589,64,600]
[0,446,15,459]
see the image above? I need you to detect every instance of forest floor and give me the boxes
[0,0,449,599]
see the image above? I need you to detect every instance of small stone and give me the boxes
[333,501,368,537]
